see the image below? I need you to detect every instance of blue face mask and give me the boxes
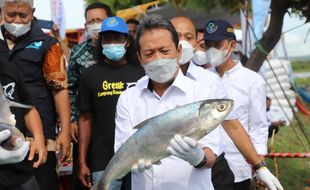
[102,42,127,61]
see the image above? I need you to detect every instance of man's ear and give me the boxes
[137,52,143,67]
[125,41,130,48]
[177,43,182,62]
[230,40,237,50]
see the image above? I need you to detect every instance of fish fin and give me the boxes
[9,101,32,109]
[133,119,150,129]
[153,160,161,165]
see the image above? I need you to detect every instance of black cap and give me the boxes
[204,19,236,41]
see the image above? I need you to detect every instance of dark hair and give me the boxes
[85,2,112,19]
[197,28,204,34]
[135,14,179,53]
[93,33,140,65]
[126,18,139,25]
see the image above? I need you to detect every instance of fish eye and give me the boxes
[217,104,226,112]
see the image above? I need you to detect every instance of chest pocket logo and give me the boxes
[26,41,43,50]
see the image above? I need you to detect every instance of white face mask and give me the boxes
[4,22,31,37]
[178,40,195,65]
[143,58,179,83]
[86,23,101,39]
[205,45,231,67]
[192,50,208,66]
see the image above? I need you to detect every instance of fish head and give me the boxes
[198,99,233,130]
[0,82,12,125]
[0,82,32,125]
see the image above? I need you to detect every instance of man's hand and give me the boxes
[167,134,205,167]
[256,167,284,190]
[0,130,29,165]
[78,163,92,188]
[131,159,152,173]
[56,131,71,162]
[28,135,47,168]
[51,23,60,38]
[271,120,286,127]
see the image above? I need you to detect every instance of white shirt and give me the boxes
[114,70,220,190]
[186,61,236,154]
[267,106,289,126]
[210,62,268,182]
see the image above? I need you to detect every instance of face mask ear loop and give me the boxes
[223,41,233,62]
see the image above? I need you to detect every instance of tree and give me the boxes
[245,0,310,72]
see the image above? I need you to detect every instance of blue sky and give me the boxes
[33,0,310,58]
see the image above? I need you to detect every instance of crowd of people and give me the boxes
[0,0,284,190]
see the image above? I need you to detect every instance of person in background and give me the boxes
[0,59,47,190]
[171,16,283,190]
[67,2,112,190]
[77,16,144,189]
[192,28,211,68]
[203,19,278,190]
[266,97,287,138]
[0,0,71,189]
[126,18,141,66]
[126,18,139,39]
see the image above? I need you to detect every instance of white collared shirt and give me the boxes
[210,61,268,182]
[186,61,237,154]
[114,69,220,190]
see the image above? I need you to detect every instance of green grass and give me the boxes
[266,114,310,189]
[291,60,310,73]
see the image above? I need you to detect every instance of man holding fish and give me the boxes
[110,15,233,190]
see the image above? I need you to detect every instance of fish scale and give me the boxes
[92,99,233,190]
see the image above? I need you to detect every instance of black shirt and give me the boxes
[77,62,144,172]
[0,61,35,188]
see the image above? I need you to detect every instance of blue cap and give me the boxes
[100,16,129,34]
[204,20,236,41]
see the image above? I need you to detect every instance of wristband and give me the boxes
[253,160,267,171]
[194,155,207,169]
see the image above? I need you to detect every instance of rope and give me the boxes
[282,23,308,34]
[240,5,310,146]
[265,152,310,158]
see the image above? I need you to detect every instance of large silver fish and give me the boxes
[92,99,233,190]
[0,82,31,150]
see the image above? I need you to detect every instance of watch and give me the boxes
[194,155,207,169]
[253,160,267,171]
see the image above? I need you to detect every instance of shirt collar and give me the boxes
[136,68,189,94]
[226,60,242,74]
[214,60,242,75]
[186,61,201,80]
